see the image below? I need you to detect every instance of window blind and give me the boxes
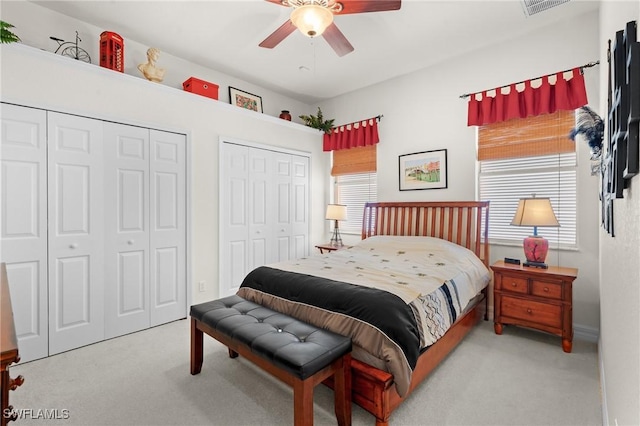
[331,145,377,176]
[479,153,577,247]
[478,110,575,160]
[335,173,377,234]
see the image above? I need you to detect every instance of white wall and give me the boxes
[0,0,314,121]
[598,2,640,425]
[320,10,602,334]
[0,4,331,305]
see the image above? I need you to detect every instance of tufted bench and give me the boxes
[190,295,352,426]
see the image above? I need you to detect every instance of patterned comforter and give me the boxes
[237,235,490,396]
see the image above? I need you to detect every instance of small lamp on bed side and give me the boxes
[326,204,348,247]
[510,195,560,269]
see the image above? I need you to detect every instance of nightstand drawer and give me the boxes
[501,296,562,329]
[499,274,528,295]
[531,280,563,300]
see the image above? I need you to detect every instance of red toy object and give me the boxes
[100,31,124,72]
[183,77,219,100]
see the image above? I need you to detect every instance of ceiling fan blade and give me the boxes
[264,0,288,6]
[259,20,296,48]
[336,0,401,14]
[322,23,354,57]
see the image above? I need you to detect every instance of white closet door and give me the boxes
[220,143,249,297]
[0,104,48,362]
[291,155,310,259]
[249,148,274,269]
[274,153,292,263]
[149,130,186,326]
[47,112,104,355]
[104,123,150,338]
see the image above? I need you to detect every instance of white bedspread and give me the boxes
[269,235,491,348]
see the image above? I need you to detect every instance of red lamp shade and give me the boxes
[511,197,559,266]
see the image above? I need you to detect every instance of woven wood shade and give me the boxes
[478,110,575,161]
[331,144,377,176]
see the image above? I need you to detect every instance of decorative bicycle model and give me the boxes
[50,31,91,63]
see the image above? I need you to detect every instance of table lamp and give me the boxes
[510,196,560,269]
[326,204,348,247]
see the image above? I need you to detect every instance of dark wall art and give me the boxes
[601,20,639,237]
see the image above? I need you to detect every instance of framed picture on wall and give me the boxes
[229,87,263,113]
[398,149,448,191]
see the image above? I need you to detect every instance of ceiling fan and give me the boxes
[259,0,402,57]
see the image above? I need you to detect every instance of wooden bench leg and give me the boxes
[333,354,352,426]
[293,377,314,426]
[190,318,203,375]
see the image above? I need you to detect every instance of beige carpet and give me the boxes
[8,319,602,425]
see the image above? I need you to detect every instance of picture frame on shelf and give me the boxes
[398,149,448,191]
[229,87,263,113]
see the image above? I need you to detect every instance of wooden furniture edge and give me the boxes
[1,263,23,426]
[191,316,352,426]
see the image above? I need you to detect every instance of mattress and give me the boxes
[237,235,490,396]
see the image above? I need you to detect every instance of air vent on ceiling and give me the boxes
[521,0,570,17]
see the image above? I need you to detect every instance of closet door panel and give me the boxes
[292,156,310,259]
[48,112,104,355]
[249,149,274,268]
[149,130,186,326]
[104,123,150,339]
[274,154,292,263]
[0,104,48,362]
[220,144,249,297]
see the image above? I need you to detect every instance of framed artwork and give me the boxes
[398,149,448,191]
[229,87,263,113]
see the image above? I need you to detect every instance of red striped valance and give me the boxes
[323,117,379,151]
[467,67,588,126]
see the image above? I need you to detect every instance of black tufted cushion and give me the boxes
[191,295,352,380]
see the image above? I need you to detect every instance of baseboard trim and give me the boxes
[574,323,599,343]
[599,337,609,425]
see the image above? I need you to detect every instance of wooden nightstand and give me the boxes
[315,244,350,254]
[491,260,578,353]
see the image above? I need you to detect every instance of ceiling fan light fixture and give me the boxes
[290,4,334,37]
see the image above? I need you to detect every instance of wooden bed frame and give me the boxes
[344,201,490,425]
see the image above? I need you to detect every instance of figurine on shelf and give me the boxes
[137,47,165,83]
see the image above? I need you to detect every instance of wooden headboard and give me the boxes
[361,201,490,266]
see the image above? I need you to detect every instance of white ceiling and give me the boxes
[32,0,600,104]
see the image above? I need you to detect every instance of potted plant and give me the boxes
[1,21,21,44]
[299,107,335,134]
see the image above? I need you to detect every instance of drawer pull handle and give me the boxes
[527,308,532,314]
[543,287,549,292]
[511,282,517,287]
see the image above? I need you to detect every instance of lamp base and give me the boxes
[524,261,548,269]
[523,235,549,264]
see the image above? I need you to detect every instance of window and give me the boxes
[478,110,577,248]
[335,173,377,234]
[332,145,377,234]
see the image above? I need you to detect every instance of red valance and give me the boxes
[323,117,379,151]
[467,67,588,126]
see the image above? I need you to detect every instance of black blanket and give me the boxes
[240,266,421,369]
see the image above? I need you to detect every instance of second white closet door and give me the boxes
[104,123,151,339]
[104,124,186,337]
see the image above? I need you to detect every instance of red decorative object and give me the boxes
[323,117,379,151]
[523,235,549,263]
[279,110,292,121]
[182,77,219,100]
[467,67,588,126]
[99,31,124,72]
